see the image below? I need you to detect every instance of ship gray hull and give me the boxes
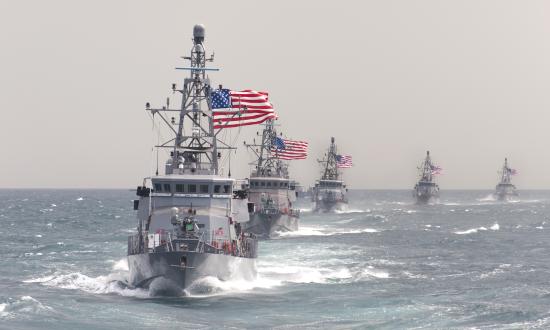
[243,213,298,238]
[414,181,439,205]
[495,191,518,201]
[415,193,438,204]
[495,183,517,201]
[127,251,256,295]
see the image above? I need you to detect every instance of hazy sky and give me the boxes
[1,0,549,189]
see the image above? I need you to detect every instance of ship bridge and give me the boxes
[317,179,345,189]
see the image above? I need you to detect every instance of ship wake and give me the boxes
[23,259,150,298]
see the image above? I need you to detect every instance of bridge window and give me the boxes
[188,184,197,193]
[154,183,162,192]
[267,182,271,187]
[214,185,221,193]
[223,185,231,194]
[164,184,171,192]
[200,184,209,193]
[261,181,265,187]
[176,184,184,193]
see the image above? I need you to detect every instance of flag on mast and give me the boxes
[430,165,442,175]
[271,137,308,160]
[336,155,353,168]
[211,89,277,129]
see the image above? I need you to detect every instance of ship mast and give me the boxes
[419,151,433,182]
[500,158,511,184]
[245,119,287,178]
[320,137,339,180]
[146,24,223,175]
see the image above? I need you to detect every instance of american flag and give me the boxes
[336,155,353,168]
[507,168,518,176]
[210,89,277,129]
[270,137,308,160]
[430,165,442,175]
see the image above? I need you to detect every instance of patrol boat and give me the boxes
[312,137,348,212]
[243,120,300,237]
[413,151,440,204]
[127,25,257,295]
[494,158,517,201]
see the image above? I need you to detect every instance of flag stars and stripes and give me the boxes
[210,89,277,129]
[336,155,353,168]
[270,138,308,160]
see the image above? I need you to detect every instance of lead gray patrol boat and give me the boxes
[312,137,348,212]
[242,120,300,238]
[494,158,517,201]
[127,25,257,295]
[413,151,440,204]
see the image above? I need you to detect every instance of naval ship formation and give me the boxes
[127,25,264,294]
[413,151,441,204]
[494,158,518,200]
[123,23,526,296]
[312,137,352,212]
[242,120,308,237]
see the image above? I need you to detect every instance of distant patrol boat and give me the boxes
[312,137,351,212]
[413,151,440,204]
[242,120,306,237]
[494,158,518,201]
[127,25,258,294]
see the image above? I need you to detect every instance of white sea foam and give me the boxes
[359,228,380,233]
[112,258,129,271]
[184,264,355,297]
[0,303,7,318]
[0,296,54,319]
[276,226,379,237]
[455,227,488,235]
[185,275,279,296]
[259,265,352,284]
[478,194,497,202]
[277,226,327,237]
[455,223,499,235]
[334,208,369,214]
[335,218,355,224]
[24,272,150,298]
[359,266,390,279]
[76,197,84,201]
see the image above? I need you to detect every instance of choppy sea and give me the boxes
[1,189,550,329]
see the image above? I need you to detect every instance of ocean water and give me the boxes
[1,189,550,329]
